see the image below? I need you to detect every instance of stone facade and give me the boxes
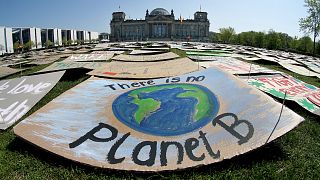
[110,8,210,42]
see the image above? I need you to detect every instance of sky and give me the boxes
[0,0,309,37]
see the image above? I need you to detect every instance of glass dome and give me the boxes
[150,8,170,16]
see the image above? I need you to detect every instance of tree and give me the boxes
[253,32,265,48]
[67,39,73,46]
[76,39,82,45]
[219,27,236,43]
[299,0,320,55]
[45,40,53,48]
[239,31,255,46]
[209,32,221,42]
[315,40,320,54]
[289,36,300,50]
[24,40,35,51]
[62,38,67,47]
[297,36,313,53]
[265,30,280,50]
[13,42,22,53]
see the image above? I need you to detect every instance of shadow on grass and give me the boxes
[59,68,92,81]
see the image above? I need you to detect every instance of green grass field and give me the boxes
[0,51,319,179]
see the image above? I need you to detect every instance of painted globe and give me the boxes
[112,84,219,136]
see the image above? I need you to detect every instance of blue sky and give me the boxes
[1,0,308,37]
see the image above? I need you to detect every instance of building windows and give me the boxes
[110,8,209,41]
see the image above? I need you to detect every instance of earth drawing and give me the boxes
[112,84,220,136]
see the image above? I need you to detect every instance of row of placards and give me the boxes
[0,44,317,172]
[13,68,304,171]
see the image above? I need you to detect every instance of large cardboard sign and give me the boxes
[141,47,169,51]
[0,67,23,78]
[0,71,65,129]
[112,52,179,62]
[129,50,163,55]
[299,61,320,74]
[199,58,279,75]
[279,62,320,78]
[91,51,124,55]
[26,57,60,65]
[186,51,230,57]
[88,58,201,79]
[14,68,303,171]
[248,75,320,116]
[255,55,279,63]
[185,49,230,54]
[65,54,112,62]
[187,56,219,61]
[240,56,261,61]
[38,62,107,73]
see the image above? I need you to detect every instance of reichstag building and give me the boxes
[110,8,210,42]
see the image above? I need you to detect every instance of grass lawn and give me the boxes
[0,53,319,179]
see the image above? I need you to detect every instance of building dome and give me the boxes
[150,8,170,16]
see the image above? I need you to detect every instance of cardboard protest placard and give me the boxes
[185,49,231,54]
[187,56,219,61]
[300,61,320,74]
[186,51,230,57]
[112,52,179,62]
[91,51,124,55]
[14,68,303,171]
[38,61,107,73]
[240,56,261,61]
[199,58,280,75]
[64,54,112,62]
[129,50,163,55]
[26,55,62,65]
[248,75,320,116]
[0,67,23,78]
[278,62,320,78]
[255,55,279,63]
[141,47,169,51]
[0,71,65,130]
[88,57,201,79]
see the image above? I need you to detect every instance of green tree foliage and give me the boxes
[289,36,300,50]
[62,38,68,47]
[210,27,319,56]
[209,32,221,42]
[76,39,83,45]
[297,36,313,53]
[67,40,73,45]
[45,40,53,48]
[13,42,21,52]
[24,40,35,51]
[254,32,265,48]
[299,0,320,54]
[265,30,281,50]
[219,27,236,43]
